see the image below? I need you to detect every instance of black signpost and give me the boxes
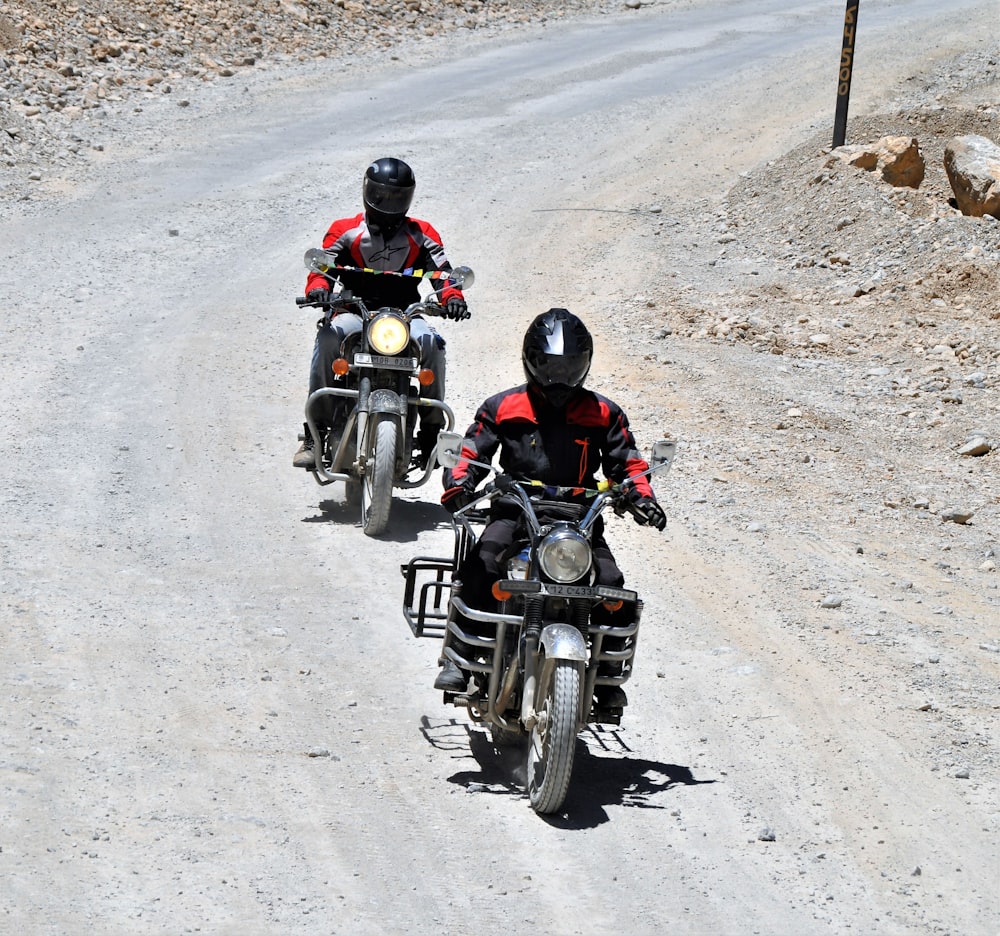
[832,0,860,148]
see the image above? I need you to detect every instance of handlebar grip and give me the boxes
[621,497,642,520]
[295,296,308,306]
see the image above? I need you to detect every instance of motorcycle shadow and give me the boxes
[552,732,716,829]
[302,494,451,542]
[422,716,713,828]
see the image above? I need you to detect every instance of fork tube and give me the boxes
[356,375,371,458]
[520,594,544,725]
[572,597,592,723]
[579,492,609,534]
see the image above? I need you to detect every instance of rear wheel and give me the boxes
[361,414,397,537]
[527,657,581,814]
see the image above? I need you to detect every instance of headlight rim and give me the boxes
[368,311,410,355]
[537,527,592,583]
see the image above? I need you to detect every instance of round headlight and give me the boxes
[369,312,410,355]
[538,528,592,583]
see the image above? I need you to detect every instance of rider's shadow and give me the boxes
[302,496,451,543]
[420,717,714,828]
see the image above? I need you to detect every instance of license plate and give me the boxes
[541,584,599,598]
[541,583,637,601]
[354,353,417,371]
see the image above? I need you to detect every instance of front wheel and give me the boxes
[361,414,397,537]
[527,657,582,814]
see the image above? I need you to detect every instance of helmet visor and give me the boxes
[525,349,591,388]
[363,178,413,217]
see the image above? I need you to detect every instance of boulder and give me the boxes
[827,135,925,188]
[944,134,1000,218]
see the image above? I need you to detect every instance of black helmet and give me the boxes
[363,157,415,234]
[522,308,593,407]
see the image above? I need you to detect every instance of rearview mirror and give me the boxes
[650,440,677,471]
[447,265,474,289]
[304,247,336,274]
[436,430,465,469]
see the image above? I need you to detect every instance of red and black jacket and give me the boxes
[305,213,464,309]
[443,384,657,506]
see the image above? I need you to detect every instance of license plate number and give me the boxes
[354,353,417,371]
[542,584,597,598]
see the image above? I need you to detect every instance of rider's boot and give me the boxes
[433,659,468,692]
[293,423,316,469]
[594,684,628,709]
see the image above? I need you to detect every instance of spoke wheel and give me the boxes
[361,414,397,537]
[527,657,581,814]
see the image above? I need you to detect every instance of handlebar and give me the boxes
[439,431,673,530]
[294,294,449,319]
[455,462,669,529]
[459,475,637,536]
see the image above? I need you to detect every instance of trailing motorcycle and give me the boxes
[295,249,474,537]
[402,430,677,814]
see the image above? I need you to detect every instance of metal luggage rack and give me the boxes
[401,554,454,638]
[401,507,488,637]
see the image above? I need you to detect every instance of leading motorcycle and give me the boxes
[295,249,473,536]
[402,430,677,814]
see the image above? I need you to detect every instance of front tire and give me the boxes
[361,414,397,537]
[527,657,581,814]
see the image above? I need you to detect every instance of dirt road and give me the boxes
[2,1,997,933]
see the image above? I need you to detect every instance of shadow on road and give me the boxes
[420,716,713,827]
[300,495,451,543]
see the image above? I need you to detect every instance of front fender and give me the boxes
[539,622,588,662]
[524,623,588,729]
[368,388,407,417]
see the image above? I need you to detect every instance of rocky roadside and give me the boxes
[0,0,623,200]
[629,41,1000,472]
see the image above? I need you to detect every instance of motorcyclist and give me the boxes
[293,156,470,470]
[433,308,666,708]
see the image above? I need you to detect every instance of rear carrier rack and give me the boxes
[401,556,455,637]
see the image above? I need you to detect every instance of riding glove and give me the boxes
[445,298,470,320]
[442,484,477,514]
[307,287,331,305]
[631,496,667,531]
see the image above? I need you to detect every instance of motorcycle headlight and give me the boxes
[368,312,410,355]
[538,528,592,583]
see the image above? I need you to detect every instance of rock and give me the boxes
[944,134,1000,218]
[940,507,974,525]
[820,594,844,609]
[957,436,991,456]
[828,135,925,188]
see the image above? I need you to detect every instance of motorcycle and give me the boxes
[295,249,474,537]
[402,430,677,814]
